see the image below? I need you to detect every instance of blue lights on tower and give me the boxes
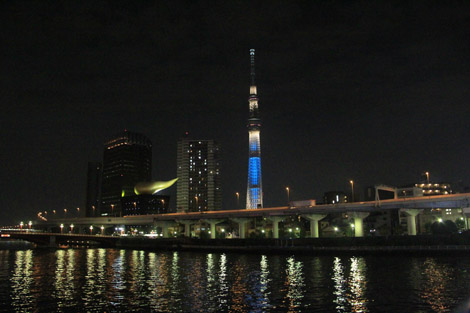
[246,49,263,209]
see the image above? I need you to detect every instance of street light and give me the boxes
[70,224,74,233]
[235,192,240,208]
[28,221,32,230]
[20,221,24,230]
[64,208,67,217]
[101,225,104,235]
[425,172,430,183]
[286,187,290,203]
[89,225,93,234]
[60,224,64,234]
[111,204,115,216]
[195,196,199,209]
[350,180,354,202]
[76,207,80,217]
[92,206,96,217]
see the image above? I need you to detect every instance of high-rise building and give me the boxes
[101,130,152,216]
[176,137,221,212]
[85,162,102,217]
[246,49,263,209]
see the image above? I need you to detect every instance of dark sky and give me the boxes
[1,1,470,225]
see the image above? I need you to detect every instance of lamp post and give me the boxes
[111,204,115,216]
[425,171,430,183]
[286,187,290,204]
[20,221,24,230]
[60,224,64,234]
[101,225,104,235]
[235,192,240,208]
[195,196,199,210]
[350,180,354,202]
[89,225,93,235]
[64,208,67,218]
[92,205,95,217]
[28,221,32,230]
[53,210,56,215]
[70,224,74,233]
[76,207,80,217]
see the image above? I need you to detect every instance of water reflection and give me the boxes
[285,256,305,312]
[333,257,347,311]
[420,258,454,312]
[230,255,250,312]
[3,250,470,312]
[332,257,368,313]
[259,255,271,310]
[11,250,34,311]
[54,249,76,308]
[348,257,367,312]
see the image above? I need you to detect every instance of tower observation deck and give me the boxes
[246,49,263,209]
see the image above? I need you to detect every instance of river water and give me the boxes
[1,246,470,312]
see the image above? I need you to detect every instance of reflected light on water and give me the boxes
[218,253,229,307]
[11,250,34,311]
[332,257,368,313]
[421,258,453,312]
[260,255,271,309]
[348,257,368,312]
[54,249,76,307]
[285,256,305,312]
[333,257,347,311]
[3,250,470,312]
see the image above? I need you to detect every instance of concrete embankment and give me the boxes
[116,234,470,255]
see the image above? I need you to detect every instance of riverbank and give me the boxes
[115,233,470,255]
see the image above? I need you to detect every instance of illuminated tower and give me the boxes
[246,49,263,209]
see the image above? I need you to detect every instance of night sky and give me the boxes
[1,1,470,225]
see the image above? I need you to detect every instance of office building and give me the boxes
[101,130,152,216]
[176,137,221,212]
[85,162,102,217]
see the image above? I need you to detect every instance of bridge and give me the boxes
[32,193,470,239]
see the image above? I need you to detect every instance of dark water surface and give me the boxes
[1,247,470,312]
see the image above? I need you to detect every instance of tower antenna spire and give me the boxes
[250,49,256,85]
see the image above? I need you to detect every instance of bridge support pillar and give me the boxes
[268,217,284,239]
[348,212,370,237]
[202,220,224,239]
[401,209,423,235]
[176,220,194,237]
[49,235,57,247]
[302,214,327,238]
[155,221,174,238]
[231,218,250,239]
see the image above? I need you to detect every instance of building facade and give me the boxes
[413,182,452,196]
[246,49,263,209]
[85,162,102,217]
[323,191,348,204]
[101,131,152,216]
[176,137,221,212]
[121,194,169,216]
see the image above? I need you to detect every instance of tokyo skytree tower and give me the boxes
[246,49,263,209]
